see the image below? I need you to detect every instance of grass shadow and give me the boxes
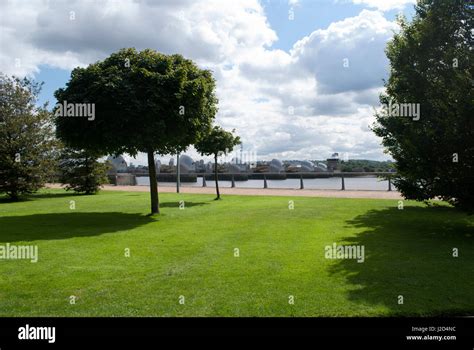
[327,206,474,316]
[159,201,210,208]
[0,212,156,242]
[0,192,80,204]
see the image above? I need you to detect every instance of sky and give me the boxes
[0,0,416,165]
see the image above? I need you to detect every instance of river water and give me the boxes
[135,176,394,191]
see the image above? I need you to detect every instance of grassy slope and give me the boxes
[0,189,472,316]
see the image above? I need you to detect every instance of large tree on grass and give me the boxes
[372,0,473,211]
[195,126,240,200]
[0,74,57,200]
[55,48,217,214]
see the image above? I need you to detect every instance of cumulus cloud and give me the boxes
[0,0,277,74]
[0,0,398,161]
[290,10,397,94]
[351,0,416,12]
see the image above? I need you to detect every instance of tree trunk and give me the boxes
[176,153,180,193]
[214,154,220,200]
[147,150,159,214]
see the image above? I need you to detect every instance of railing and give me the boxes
[196,172,395,191]
[121,172,396,191]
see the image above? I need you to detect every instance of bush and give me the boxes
[59,148,110,194]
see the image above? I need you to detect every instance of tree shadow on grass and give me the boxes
[0,212,156,242]
[327,206,474,316]
[0,192,79,204]
[159,201,210,208]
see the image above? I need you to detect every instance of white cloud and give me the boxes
[0,0,277,75]
[0,1,398,161]
[351,0,416,12]
[290,10,397,94]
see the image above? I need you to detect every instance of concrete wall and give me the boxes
[116,173,136,186]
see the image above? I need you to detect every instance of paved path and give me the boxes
[47,184,403,199]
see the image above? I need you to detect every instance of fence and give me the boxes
[196,172,395,191]
[126,172,396,191]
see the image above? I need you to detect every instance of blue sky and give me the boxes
[265,0,363,51]
[35,66,71,108]
[1,0,417,163]
[265,0,414,51]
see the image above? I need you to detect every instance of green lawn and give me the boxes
[0,189,472,317]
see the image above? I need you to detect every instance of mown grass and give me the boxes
[0,189,472,316]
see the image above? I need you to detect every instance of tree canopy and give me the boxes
[372,0,473,211]
[0,74,57,200]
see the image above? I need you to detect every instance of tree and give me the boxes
[58,147,110,194]
[372,0,473,211]
[0,74,57,200]
[54,48,217,214]
[195,126,241,200]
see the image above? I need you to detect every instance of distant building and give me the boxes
[194,159,206,173]
[226,163,241,173]
[269,159,284,173]
[155,160,161,174]
[300,160,314,172]
[285,160,314,172]
[107,155,128,173]
[314,162,328,172]
[327,153,340,172]
[206,162,214,172]
[179,154,195,173]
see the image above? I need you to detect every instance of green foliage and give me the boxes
[340,160,395,172]
[195,126,241,158]
[58,148,110,194]
[0,74,57,200]
[372,0,473,211]
[54,48,217,156]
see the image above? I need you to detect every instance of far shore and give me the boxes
[46,183,403,199]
